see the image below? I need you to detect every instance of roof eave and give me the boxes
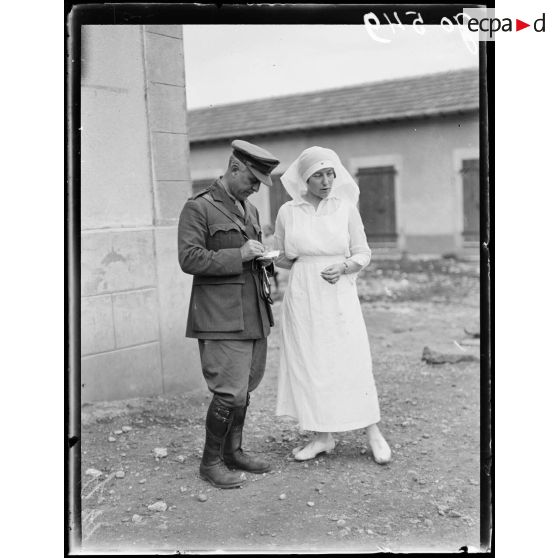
[189,106,480,145]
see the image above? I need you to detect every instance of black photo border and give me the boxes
[65,3,493,555]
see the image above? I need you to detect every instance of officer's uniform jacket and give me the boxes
[178,180,274,340]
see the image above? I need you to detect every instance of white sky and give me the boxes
[183,25,479,109]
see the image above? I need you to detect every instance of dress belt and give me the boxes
[296,255,345,264]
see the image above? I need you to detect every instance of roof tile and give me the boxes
[188,68,479,143]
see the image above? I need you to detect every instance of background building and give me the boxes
[80,25,203,402]
[188,68,479,256]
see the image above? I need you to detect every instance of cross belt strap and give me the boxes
[201,193,274,309]
[202,193,248,239]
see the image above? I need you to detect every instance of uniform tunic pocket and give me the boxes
[208,222,245,250]
[191,278,245,332]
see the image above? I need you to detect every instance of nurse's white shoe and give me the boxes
[366,424,392,464]
[293,434,335,461]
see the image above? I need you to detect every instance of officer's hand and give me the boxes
[240,240,265,262]
[256,248,279,268]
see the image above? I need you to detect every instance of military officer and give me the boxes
[178,139,280,489]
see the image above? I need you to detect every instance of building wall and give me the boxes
[81,25,203,402]
[188,112,479,254]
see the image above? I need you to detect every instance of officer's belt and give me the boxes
[242,260,259,272]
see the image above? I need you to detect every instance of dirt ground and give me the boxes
[80,256,481,554]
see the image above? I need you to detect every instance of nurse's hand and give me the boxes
[320,263,345,284]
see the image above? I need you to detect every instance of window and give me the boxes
[357,166,398,243]
[461,159,480,242]
[268,174,292,229]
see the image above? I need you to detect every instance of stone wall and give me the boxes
[80,25,203,402]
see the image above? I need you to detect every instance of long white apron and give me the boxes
[276,202,381,432]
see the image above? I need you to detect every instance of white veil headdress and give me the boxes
[279,146,360,206]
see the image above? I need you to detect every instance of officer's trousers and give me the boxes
[198,338,267,408]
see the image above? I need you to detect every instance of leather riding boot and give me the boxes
[224,394,271,474]
[199,399,246,489]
